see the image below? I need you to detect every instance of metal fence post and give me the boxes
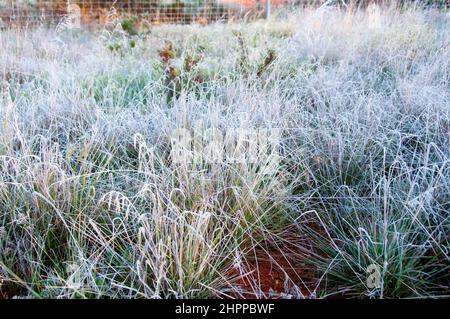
[265,0,271,19]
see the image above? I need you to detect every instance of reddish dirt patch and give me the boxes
[224,227,318,299]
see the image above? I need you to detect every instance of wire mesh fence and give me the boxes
[0,1,447,27]
[0,0,307,26]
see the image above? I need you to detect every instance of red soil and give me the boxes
[224,227,318,299]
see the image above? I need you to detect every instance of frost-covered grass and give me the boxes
[0,5,449,298]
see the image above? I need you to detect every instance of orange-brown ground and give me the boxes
[224,227,318,299]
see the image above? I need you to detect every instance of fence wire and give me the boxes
[0,1,446,27]
[0,0,311,26]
